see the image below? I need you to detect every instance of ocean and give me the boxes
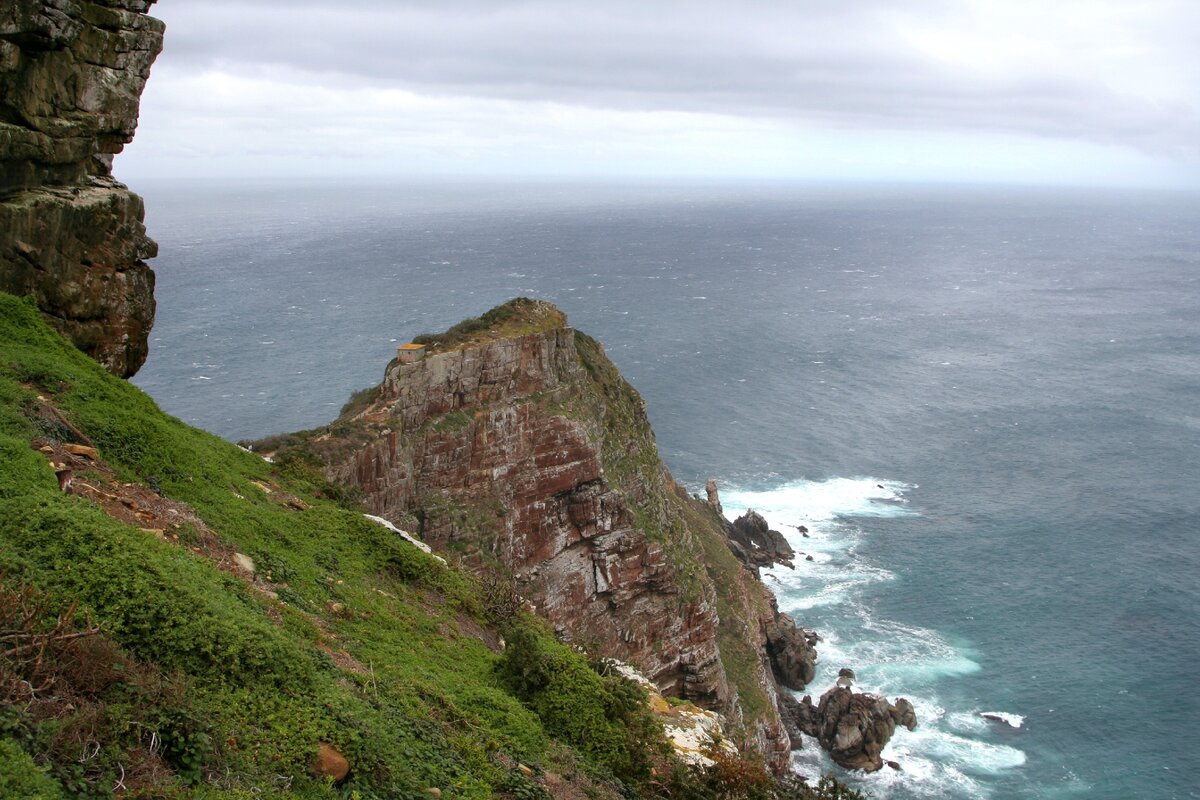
[129,178,1200,799]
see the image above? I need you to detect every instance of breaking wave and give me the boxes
[719,477,1026,798]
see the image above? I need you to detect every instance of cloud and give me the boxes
[123,0,1200,183]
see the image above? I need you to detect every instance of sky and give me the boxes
[116,0,1200,188]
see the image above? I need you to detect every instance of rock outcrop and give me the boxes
[726,508,796,572]
[786,683,918,771]
[271,299,818,771]
[705,478,722,513]
[764,610,818,690]
[1,0,163,377]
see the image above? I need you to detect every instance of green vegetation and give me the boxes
[497,618,666,783]
[0,293,867,798]
[339,384,382,418]
[0,739,65,799]
[410,298,566,352]
[0,293,625,797]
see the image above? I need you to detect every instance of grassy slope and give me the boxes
[0,293,652,799]
[0,294,865,800]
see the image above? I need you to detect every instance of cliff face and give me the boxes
[0,0,162,378]
[280,299,816,771]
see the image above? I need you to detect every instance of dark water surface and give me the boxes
[132,179,1200,799]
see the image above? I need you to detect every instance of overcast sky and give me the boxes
[117,0,1200,187]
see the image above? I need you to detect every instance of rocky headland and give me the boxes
[261,298,920,776]
[259,299,826,770]
[1,0,163,377]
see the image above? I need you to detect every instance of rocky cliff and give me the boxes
[0,0,162,377]
[264,299,818,771]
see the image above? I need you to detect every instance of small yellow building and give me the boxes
[396,343,427,364]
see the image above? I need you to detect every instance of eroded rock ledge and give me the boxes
[1,0,163,377]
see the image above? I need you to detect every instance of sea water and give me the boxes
[129,179,1200,799]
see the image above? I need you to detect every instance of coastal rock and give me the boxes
[0,0,163,377]
[705,478,722,512]
[891,697,917,731]
[285,300,806,771]
[786,684,918,772]
[980,711,1024,729]
[763,612,817,690]
[725,509,796,572]
[777,691,808,749]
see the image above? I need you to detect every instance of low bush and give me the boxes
[0,738,65,799]
[497,618,666,786]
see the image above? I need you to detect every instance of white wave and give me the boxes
[886,725,1027,774]
[791,731,999,800]
[948,710,990,734]
[720,476,918,533]
[717,475,1027,797]
[980,711,1025,729]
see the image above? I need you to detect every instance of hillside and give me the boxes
[0,292,868,798]
[252,298,820,772]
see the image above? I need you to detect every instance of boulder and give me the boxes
[232,552,256,576]
[312,742,350,782]
[763,613,817,690]
[725,509,796,571]
[782,684,918,772]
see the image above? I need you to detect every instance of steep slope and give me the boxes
[263,299,819,772]
[1,0,163,377]
[0,292,697,799]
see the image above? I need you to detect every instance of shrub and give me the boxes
[340,385,382,417]
[0,738,66,799]
[497,619,665,785]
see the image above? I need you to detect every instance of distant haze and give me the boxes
[120,1,1200,187]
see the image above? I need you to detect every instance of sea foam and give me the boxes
[718,477,1025,798]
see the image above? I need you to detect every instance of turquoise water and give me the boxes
[132,180,1200,799]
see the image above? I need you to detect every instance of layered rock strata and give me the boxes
[279,299,817,771]
[1,0,162,377]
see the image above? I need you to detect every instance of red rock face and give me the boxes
[331,330,730,699]
[315,317,796,771]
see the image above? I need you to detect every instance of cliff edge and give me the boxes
[263,298,820,771]
[0,0,163,377]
